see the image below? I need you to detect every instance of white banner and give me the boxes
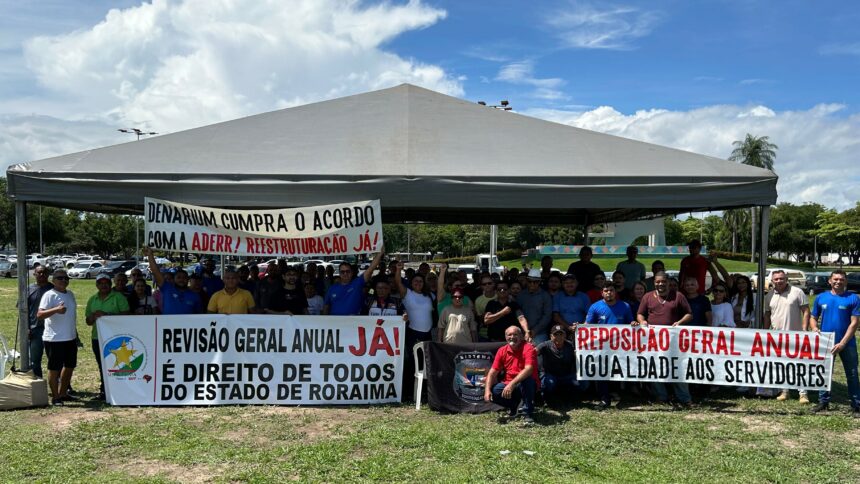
[97,315,404,406]
[144,197,382,257]
[575,325,835,391]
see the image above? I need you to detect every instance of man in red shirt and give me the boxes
[636,272,693,408]
[484,326,539,424]
[679,240,709,295]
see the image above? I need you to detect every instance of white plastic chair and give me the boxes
[0,334,10,380]
[413,342,426,410]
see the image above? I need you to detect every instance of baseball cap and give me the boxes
[452,289,465,298]
[95,273,111,282]
[551,324,567,335]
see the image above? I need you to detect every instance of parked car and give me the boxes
[68,261,105,279]
[0,261,18,278]
[805,272,832,295]
[125,263,153,280]
[67,255,99,269]
[99,260,138,277]
[750,268,806,291]
[848,272,860,293]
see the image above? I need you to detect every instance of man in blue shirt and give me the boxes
[585,282,634,409]
[323,247,384,316]
[586,282,635,325]
[553,274,590,327]
[810,270,860,417]
[146,248,202,315]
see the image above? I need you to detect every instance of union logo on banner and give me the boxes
[452,352,495,403]
[103,335,149,380]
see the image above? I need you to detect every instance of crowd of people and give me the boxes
[26,241,859,420]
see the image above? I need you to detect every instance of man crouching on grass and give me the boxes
[484,326,540,425]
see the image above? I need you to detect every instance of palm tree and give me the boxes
[729,134,778,262]
[722,208,749,253]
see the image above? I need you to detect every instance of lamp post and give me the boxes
[477,100,512,269]
[118,128,158,140]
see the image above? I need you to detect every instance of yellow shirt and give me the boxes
[207,288,255,314]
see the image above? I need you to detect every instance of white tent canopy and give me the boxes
[6,84,776,224]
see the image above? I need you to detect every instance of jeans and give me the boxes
[492,378,536,416]
[92,339,105,395]
[819,344,860,409]
[650,382,691,404]
[531,332,549,345]
[29,326,45,378]
[541,373,584,399]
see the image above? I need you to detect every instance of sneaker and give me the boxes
[811,402,829,413]
[798,394,810,404]
[776,391,789,401]
[521,415,535,426]
[597,400,611,411]
[51,398,64,406]
[60,393,80,402]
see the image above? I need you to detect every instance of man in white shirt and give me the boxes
[37,269,78,405]
[764,270,810,403]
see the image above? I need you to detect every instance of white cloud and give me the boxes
[523,103,860,211]
[19,0,460,134]
[496,60,567,100]
[545,1,660,50]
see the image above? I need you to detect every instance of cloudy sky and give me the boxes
[2,0,858,209]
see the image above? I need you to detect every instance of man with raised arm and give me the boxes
[145,247,202,315]
[323,246,385,316]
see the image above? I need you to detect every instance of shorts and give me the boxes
[44,340,78,371]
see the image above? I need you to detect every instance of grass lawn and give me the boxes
[1,278,859,482]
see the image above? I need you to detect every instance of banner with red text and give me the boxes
[144,197,382,257]
[97,315,404,406]
[575,325,835,391]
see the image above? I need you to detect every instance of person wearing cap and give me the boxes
[680,240,708,295]
[536,325,582,403]
[484,326,539,425]
[517,268,553,344]
[616,246,646,290]
[484,280,528,342]
[553,274,590,329]
[146,248,202,315]
[586,282,635,409]
[86,272,130,400]
[37,269,77,405]
[438,289,477,344]
[566,246,603,292]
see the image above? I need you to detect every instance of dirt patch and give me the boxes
[780,438,800,449]
[32,407,112,432]
[112,457,225,483]
[207,407,372,445]
[843,429,860,445]
[739,415,785,434]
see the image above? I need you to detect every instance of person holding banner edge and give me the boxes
[809,270,860,417]
[764,269,810,403]
[85,273,130,400]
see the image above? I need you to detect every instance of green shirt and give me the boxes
[86,291,130,339]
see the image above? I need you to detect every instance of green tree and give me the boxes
[664,217,684,245]
[722,209,749,253]
[729,134,778,261]
[0,178,15,248]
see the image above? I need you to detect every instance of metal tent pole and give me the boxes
[15,202,30,371]
[754,206,770,329]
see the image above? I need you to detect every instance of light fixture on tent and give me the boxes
[118,128,158,141]
[477,100,512,111]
